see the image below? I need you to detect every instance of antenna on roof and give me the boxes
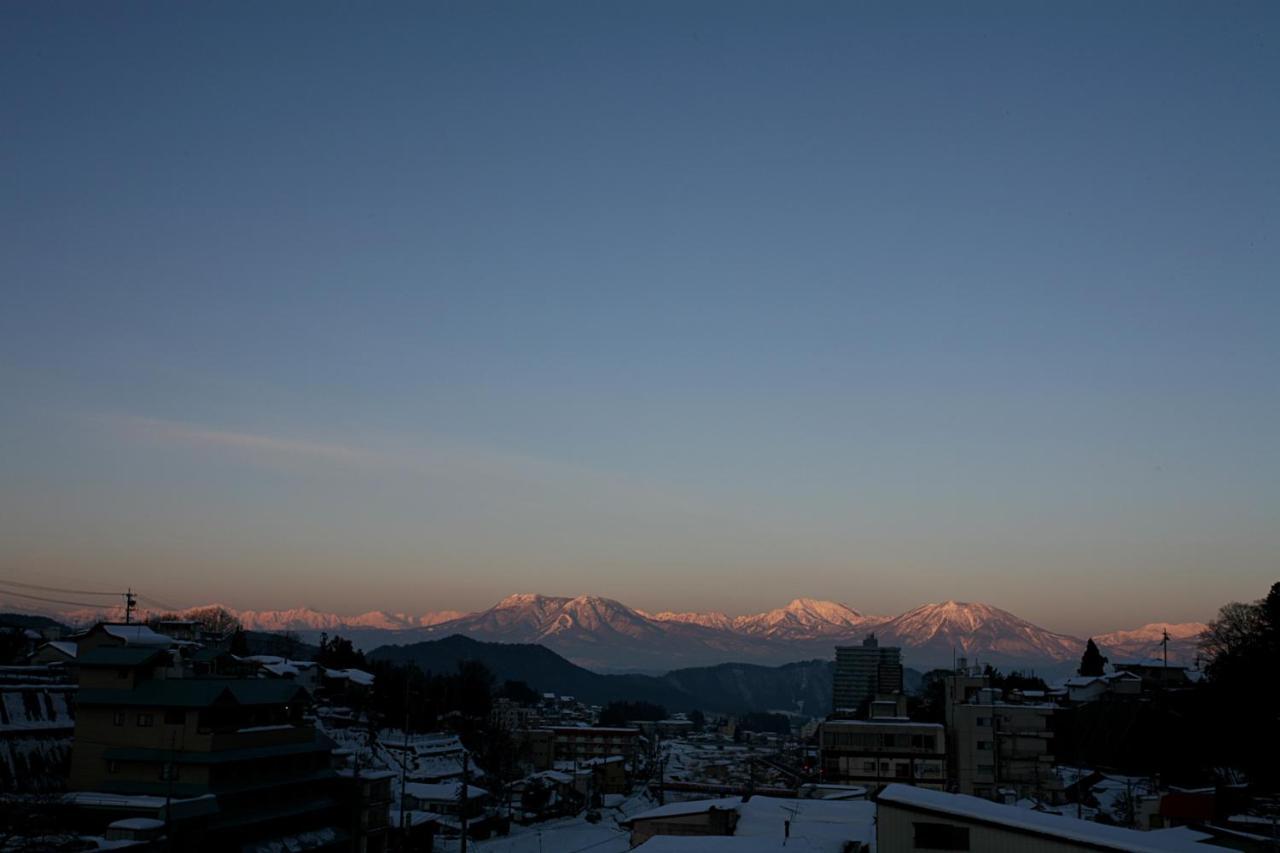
[124,588,137,624]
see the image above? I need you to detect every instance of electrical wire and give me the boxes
[0,587,119,609]
[0,577,120,596]
[137,593,185,613]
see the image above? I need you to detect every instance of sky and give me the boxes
[1,2,1277,636]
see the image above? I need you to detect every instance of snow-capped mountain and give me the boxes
[418,594,782,670]
[415,595,1092,670]
[647,599,877,638]
[1093,622,1207,665]
[872,601,1085,669]
[645,610,736,631]
[731,598,880,639]
[4,590,1205,673]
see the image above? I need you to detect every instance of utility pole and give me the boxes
[164,729,176,851]
[1162,628,1170,671]
[400,676,411,843]
[124,588,136,624]
[459,751,469,853]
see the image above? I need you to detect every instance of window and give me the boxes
[976,740,993,751]
[165,709,185,725]
[863,760,877,773]
[159,763,179,781]
[137,713,154,727]
[975,717,991,727]
[913,822,970,850]
[107,761,118,774]
[896,763,911,778]
[112,711,125,726]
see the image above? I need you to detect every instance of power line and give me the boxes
[0,586,119,610]
[0,577,120,597]
[137,593,185,613]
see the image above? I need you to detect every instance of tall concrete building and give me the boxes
[833,634,903,715]
[944,672,1061,801]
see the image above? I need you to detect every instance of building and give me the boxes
[337,768,394,853]
[243,655,323,692]
[944,673,1062,801]
[818,719,946,791]
[875,783,1224,853]
[834,635,903,715]
[401,781,488,820]
[29,640,77,667]
[624,795,875,850]
[525,725,641,770]
[67,622,378,852]
[1063,672,1142,704]
[490,697,533,731]
[0,677,76,792]
[623,797,742,846]
[1112,662,1196,691]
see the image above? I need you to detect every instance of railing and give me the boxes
[207,724,314,751]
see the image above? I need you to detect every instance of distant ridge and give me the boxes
[367,634,841,714]
[3,591,1206,672]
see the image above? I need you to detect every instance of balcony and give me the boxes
[208,724,315,752]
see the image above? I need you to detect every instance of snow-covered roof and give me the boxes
[66,792,216,809]
[108,817,165,831]
[260,662,301,678]
[631,797,874,852]
[877,784,1213,853]
[738,796,874,840]
[625,797,741,824]
[325,667,374,686]
[821,718,942,729]
[635,839,782,851]
[403,781,488,802]
[40,641,77,658]
[100,624,171,646]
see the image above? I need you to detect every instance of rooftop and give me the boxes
[98,624,172,647]
[404,781,489,801]
[877,784,1216,853]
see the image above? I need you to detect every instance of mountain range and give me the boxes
[367,634,841,715]
[29,592,1207,673]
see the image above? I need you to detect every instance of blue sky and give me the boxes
[2,2,1277,634]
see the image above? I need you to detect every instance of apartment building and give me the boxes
[834,635,904,715]
[818,718,946,791]
[526,725,641,771]
[944,674,1061,801]
[67,622,385,852]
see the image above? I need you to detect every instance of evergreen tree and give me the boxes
[1078,638,1107,677]
[317,634,366,670]
[229,628,250,657]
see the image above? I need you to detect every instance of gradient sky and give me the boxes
[2,2,1277,636]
